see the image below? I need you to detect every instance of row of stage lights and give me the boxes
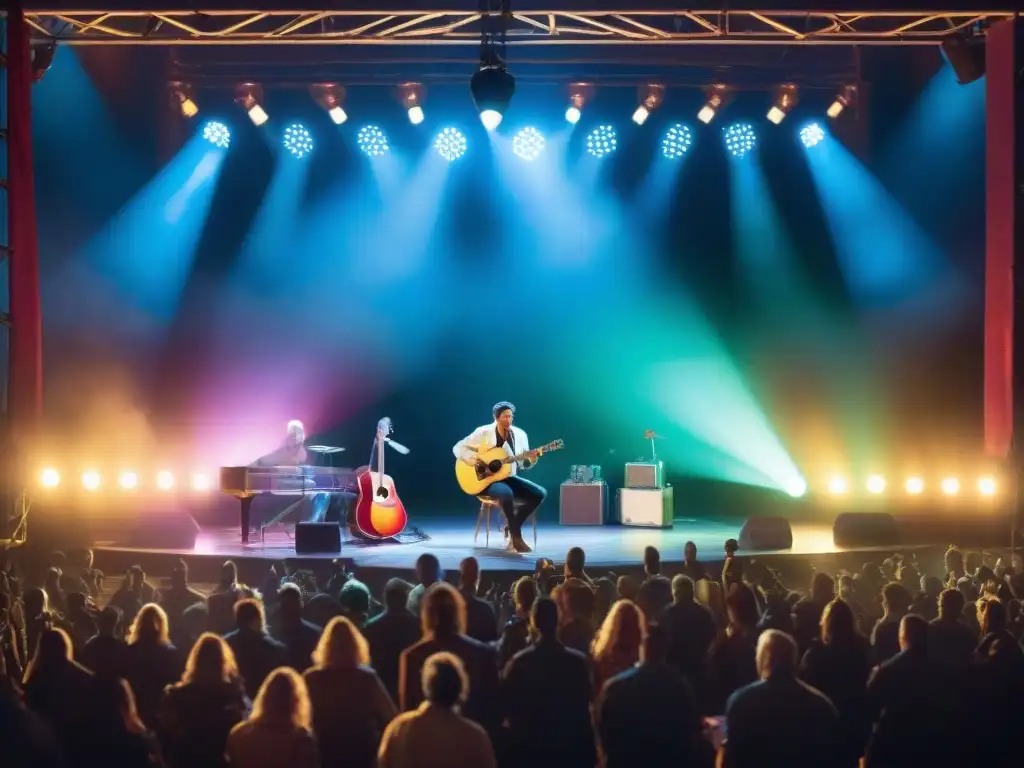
[199,117,827,162]
[822,475,998,498]
[37,468,212,493]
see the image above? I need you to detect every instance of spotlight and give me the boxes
[767,84,799,125]
[565,83,592,125]
[234,83,268,127]
[357,125,389,158]
[399,83,426,125]
[905,477,924,495]
[866,475,886,494]
[697,84,731,124]
[171,82,199,118]
[192,473,211,492]
[434,127,467,162]
[662,124,693,159]
[310,83,348,125]
[202,121,231,149]
[512,127,545,161]
[283,123,314,159]
[40,468,60,488]
[827,476,848,495]
[632,84,664,126]
[940,477,960,495]
[586,125,617,158]
[800,123,825,149]
[978,476,996,496]
[82,471,101,491]
[156,471,175,490]
[470,48,515,131]
[118,471,139,490]
[786,479,807,498]
[827,85,857,119]
[723,123,756,158]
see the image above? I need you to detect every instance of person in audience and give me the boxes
[399,583,498,733]
[944,546,966,585]
[799,598,872,767]
[663,575,716,695]
[378,652,496,768]
[64,591,96,653]
[707,583,760,713]
[125,603,182,729]
[497,576,537,669]
[910,574,942,621]
[564,546,592,583]
[835,574,866,632]
[681,540,706,582]
[207,561,245,636]
[636,546,673,622]
[0,648,62,768]
[792,572,835,655]
[224,599,288,699]
[722,538,743,591]
[24,587,64,663]
[615,574,639,603]
[696,578,726,627]
[23,627,96,758]
[159,632,249,768]
[43,568,67,617]
[62,548,103,600]
[87,676,158,768]
[304,615,397,768]
[110,566,160,625]
[557,578,597,655]
[927,588,977,668]
[406,554,441,617]
[80,604,128,679]
[592,576,617,625]
[339,578,373,628]
[364,578,421,703]
[723,630,842,767]
[592,598,646,693]
[597,624,703,768]
[457,557,498,643]
[226,668,318,768]
[970,599,1024,763]
[160,560,206,648]
[501,596,595,768]
[871,582,912,664]
[0,591,24,683]
[271,584,321,673]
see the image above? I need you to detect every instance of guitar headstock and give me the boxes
[545,439,565,451]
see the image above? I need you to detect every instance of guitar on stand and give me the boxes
[455,439,565,495]
[352,417,409,539]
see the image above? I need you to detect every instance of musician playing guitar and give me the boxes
[453,401,547,553]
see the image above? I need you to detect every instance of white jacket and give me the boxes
[452,423,531,476]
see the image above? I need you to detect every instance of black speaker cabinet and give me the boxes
[295,523,342,554]
[738,516,793,551]
[832,513,900,549]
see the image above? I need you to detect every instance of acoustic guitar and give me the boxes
[455,439,564,496]
[353,417,408,539]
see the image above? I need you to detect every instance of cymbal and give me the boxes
[307,445,346,454]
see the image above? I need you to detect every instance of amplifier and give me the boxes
[618,487,674,528]
[560,482,608,525]
[625,462,664,489]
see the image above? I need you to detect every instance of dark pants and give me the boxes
[486,475,547,539]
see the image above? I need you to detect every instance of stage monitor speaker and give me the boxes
[738,517,793,551]
[560,481,608,525]
[942,35,985,85]
[625,462,663,489]
[618,487,673,528]
[295,523,341,554]
[832,512,900,549]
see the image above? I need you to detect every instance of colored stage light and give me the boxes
[698,84,730,124]
[82,471,101,491]
[311,83,348,125]
[767,84,799,125]
[866,474,886,494]
[662,124,693,159]
[471,60,515,132]
[118,471,139,490]
[512,127,545,161]
[283,124,314,159]
[172,82,199,118]
[565,107,581,125]
[940,477,960,495]
[192,473,211,491]
[786,479,807,498]
[632,84,664,126]
[827,476,848,495]
[978,476,996,496]
[586,125,617,158]
[434,127,467,162]
[800,123,825,149]
[357,125,389,158]
[156,471,175,490]
[399,83,426,125]
[723,123,756,158]
[827,85,857,119]
[40,468,60,488]
[202,121,231,149]
[565,83,591,125]
[905,477,924,495]
[234,82,269,127]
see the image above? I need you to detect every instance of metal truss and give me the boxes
[23,10,1013,47]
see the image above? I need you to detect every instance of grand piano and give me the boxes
[220,465,357,543]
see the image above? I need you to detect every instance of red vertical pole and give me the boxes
[984,19,1017,459]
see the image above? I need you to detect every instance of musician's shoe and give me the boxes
[512,536,532,554]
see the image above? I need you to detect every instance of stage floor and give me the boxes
[99,516,844,572]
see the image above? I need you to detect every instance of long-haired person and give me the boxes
[88,677,158,768]
[226,667,317,768]
[22,627,96,757]
[707,583,761,713]
[592,599,646,694]
[159,633,250,768]
[304,616,397,768]
[125,603,183,729]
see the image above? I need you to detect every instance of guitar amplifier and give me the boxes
[560,482,608,525]
[618,487,674,528]
[625,462,664,489]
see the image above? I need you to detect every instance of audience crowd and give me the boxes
[2,540,1024,767]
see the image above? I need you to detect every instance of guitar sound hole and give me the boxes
[376,486,389,500]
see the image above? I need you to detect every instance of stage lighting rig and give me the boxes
[234,82,269,127]
[632,84,664,126]
[827,85,857,119]
[170,82,199,118]
[399,83,426,125]
[565,83,593,125]
[311,83,348,125]
[767,84,799,125]
[697,84,731,125]
[470,0,514,131]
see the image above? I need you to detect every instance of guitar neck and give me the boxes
[504,441,559,464]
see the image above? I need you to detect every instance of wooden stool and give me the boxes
[474,496,537,550]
